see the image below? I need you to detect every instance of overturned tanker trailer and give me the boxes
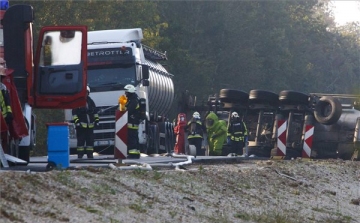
[204,89,360,160]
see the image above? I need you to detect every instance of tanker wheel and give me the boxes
[249,89,279,106]
[219,89,249,103]
[46,161,56,171]
[279,90,309,105]
[314,96,342,125]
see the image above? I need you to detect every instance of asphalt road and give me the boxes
[1,154,264,172]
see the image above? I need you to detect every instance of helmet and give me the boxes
[193,112,200,119]
[87,85,90,93]
[124,84,136,93]
[231,112,239,118]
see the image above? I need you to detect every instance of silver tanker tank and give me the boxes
[145,59,174,116]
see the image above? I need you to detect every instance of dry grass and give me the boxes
[0,159,359,223]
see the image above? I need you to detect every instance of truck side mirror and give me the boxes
[142,79,149,87]
[142,64,149,80]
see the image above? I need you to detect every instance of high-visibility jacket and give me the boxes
[227,118,248,142]
[186,118,205,139]
[125,93,140,130]
[72,96,99,128]
[0,83,12,118]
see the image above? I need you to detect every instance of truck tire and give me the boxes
[314,96,342,125]
[279,90,309,105]
[249,89,278,106]
[219,89,249,103]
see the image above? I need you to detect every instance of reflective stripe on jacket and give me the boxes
[72,96,98,128]
[186,119,204,139]
[227,119,248,142]
[0,86,12,117]
[125,93,140,126]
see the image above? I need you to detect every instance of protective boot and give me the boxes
[127,149,140,159]
[77,147,84,159]
[77,152,84,159]
[87,152,94,159]
[86,147,94,159]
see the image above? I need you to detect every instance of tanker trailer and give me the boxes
[272,92,359,160]
[310,94,360,160]
[64,28,175,155]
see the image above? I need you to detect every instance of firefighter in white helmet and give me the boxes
[185,111,206,156]
[124,84,141,158]
[227,111,248,156]
[72,86,99,158]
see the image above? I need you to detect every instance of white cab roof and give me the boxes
[88,28,143,44]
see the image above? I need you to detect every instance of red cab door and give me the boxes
[32,26,88,109]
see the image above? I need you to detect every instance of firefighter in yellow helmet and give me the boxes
[72,86,99,158]
[124,84,141,158]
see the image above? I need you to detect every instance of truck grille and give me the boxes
[95,106,117,140]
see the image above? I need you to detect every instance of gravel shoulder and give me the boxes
[1,159,359,223]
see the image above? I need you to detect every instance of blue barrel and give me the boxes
[47,123,69,169]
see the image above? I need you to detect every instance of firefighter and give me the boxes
[0,59,13,151]
[124,84,141,158]
[205,112,227,156]
[72,86,99,158]
[185,111,206,156]
[227,112,248,156]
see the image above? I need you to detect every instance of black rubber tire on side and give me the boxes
[18,146,30,165]
[46,161,56,171]
[279,90,309,105]
[249,89,279,106]
[314,96,342,125]
[219,89,249,103]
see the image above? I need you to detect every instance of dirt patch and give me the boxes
[0,159,359,223]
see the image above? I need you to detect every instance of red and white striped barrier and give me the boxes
[302,125,314,158]
[277,120,287,156]
[114,110,127,159]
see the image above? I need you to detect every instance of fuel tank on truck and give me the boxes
[311,95,360,160]
[144,59,174,117]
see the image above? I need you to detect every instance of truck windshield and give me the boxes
[87,64,136,91]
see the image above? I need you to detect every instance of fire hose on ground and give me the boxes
[108,154,194,171]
